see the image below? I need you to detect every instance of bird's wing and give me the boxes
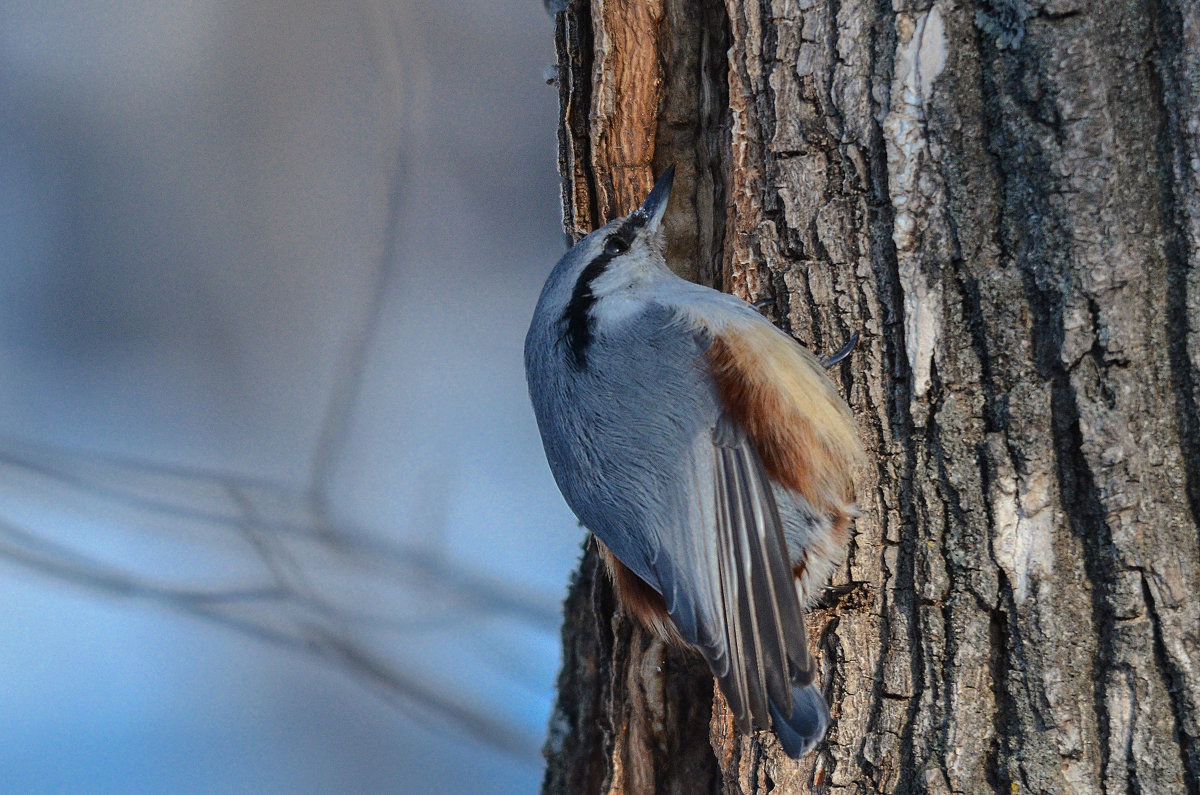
[547,302,821,732]
[653,411,814,733]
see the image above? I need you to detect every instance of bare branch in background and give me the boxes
[0,436,553,762]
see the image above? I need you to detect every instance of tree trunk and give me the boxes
[541,0,1200,792]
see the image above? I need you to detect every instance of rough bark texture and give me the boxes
[543,0,1200,792]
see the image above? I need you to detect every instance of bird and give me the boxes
[524,165,864,758]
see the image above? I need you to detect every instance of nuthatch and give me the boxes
[525,167,863,757]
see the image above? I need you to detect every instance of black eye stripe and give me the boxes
[560,249,613,370]
[617,212,647,239]
[559,210,650,370]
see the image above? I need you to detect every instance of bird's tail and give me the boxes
[769,682,830,758]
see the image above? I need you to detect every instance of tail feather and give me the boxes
[769,683,829,758]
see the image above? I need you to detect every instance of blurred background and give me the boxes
[0,1,582,792]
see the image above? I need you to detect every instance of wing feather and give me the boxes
[663,413,815,733]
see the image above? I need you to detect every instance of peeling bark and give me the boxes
[543,0,1200,792]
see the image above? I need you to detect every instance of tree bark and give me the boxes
[542,0,1200,792]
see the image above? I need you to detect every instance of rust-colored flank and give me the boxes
[706,326,862,544]
[597,540,682,645]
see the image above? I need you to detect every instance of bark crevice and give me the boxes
[1141,572,1200,795]
[1150,0,1200,539]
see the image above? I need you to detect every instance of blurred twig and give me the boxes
[0,436,553,762]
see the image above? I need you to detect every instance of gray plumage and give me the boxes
[524,168,833,757]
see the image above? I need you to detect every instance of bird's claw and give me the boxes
[821,331,860,368]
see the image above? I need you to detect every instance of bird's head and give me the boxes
[531,166,676,370]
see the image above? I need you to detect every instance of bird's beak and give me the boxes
[637,165,674,233]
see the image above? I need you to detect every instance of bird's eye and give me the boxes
[604,236,629,256]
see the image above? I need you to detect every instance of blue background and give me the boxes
[0,1,581,792]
